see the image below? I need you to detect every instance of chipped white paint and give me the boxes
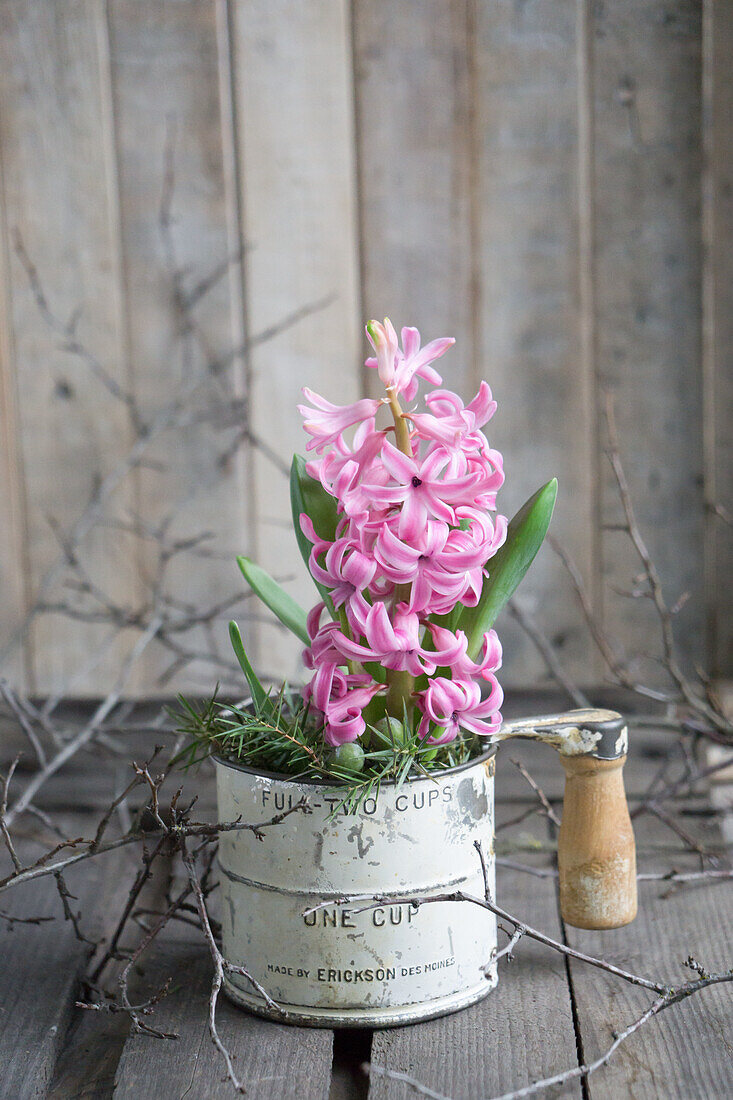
[496,708,626,757]
[216,754,497,1027]
[614,726,629,756]
[552,725,602,756]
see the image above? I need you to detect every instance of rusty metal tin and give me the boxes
[215,751,497,1027]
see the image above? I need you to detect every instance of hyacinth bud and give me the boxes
[373,715,408,747]
[366,318,399,387]
[331,741,365,773]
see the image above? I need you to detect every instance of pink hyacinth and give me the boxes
[298,319,506,748]
[416,675,504,744]
[361,441,487,540]
[328,602,466,678]
[298,389,383,453]
[409,381,497,448]
[365,320,455,401]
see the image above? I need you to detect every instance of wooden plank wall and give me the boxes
[0,0,729,695]
[704,0,733,677]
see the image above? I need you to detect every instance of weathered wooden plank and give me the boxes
[107,0,251,695]
[591,1,705,674]
[368,861,581,1100]
[566,811,733,1099]
[474,0,597,687]
[366,726,693,1099]
[0,891,89,1097]
[46,841,151,1100]
[0,822,137,1099]
[0,0,140,696]
[0,186,29,689]
[112,925,334,1100]
[703,1,733,677]
[229,0,362,683]
[353,0,478,400]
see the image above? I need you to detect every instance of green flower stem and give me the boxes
[385,386,414,719]
[387,387,412,456]
[385,669,414,719]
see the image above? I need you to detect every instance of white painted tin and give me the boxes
[216,752,497,1027]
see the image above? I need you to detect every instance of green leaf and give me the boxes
[290,455,339,542]
[290,455,339,608]
[236,557,310,646]
[457,478,558,659]
[228,621,268,710]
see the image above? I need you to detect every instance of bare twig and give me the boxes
[510,759,561,828]
[0,909,54,929]
[182,842,286,1094]
[548,534,674,705]
[360,844,733,1100]
[603,393,731,736]
[496,856,733,886]
[306,905,665,993]
[5,617,163,827]
[0,795,309,896]
[54,870,95,945]
[507,600,590,709]
[0,682,47,766]
[364,967,733,1100]
[1,130,729,1100]
[0,757,22,872]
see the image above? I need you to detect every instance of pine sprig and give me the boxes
[170,686,487,812]
[170,686,325,775]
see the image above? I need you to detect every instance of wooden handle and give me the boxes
[558,754,637,929]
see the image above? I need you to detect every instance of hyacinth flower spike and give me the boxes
[252,316,556,750]
[293,319,510,744]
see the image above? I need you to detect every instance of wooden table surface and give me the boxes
[1,692,731,1100]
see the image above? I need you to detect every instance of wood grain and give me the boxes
[566,811,733,1099]
[112,923,334,1100]
[368,860,581,1100]
[558,754,637,930]
[228,0,362,683]
[0,700,729,1098]
[46,842,150,1100]
[0,0,140,694]
[590,0,706,675]
[107,0,251,693]
[0,184,28,688]
[0,824,133,1099]
[353,0,478,400]
[0,2,726,697]
[703,0,733,677]
[474,0,597,686]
